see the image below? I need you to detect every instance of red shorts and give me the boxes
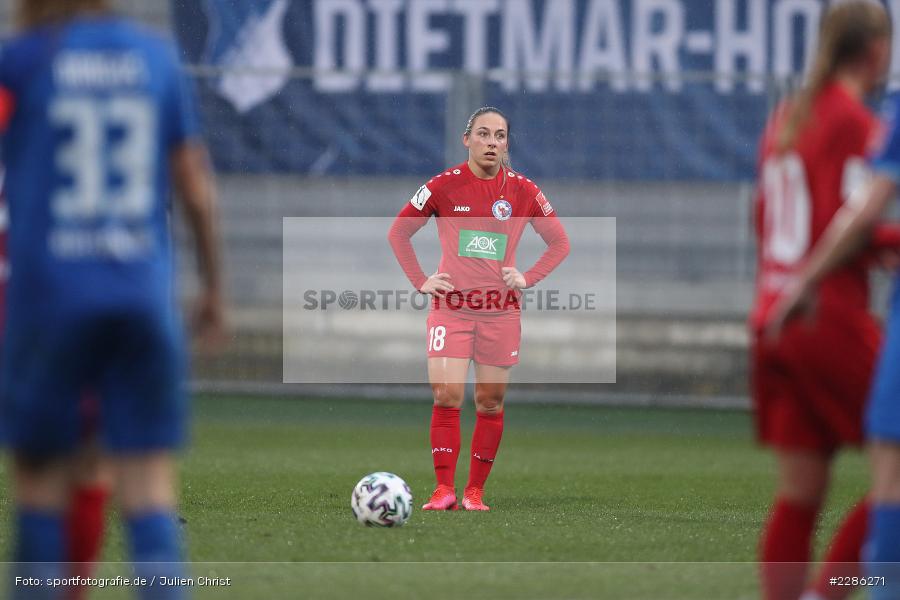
[426,309,521,367]
[750,309,881,453]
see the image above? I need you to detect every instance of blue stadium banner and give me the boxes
[171,0,900,180]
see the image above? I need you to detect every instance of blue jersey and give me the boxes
[866,93,900,442]
[873,94,900,323]
[872,93,900,183]
[0,16,199,321]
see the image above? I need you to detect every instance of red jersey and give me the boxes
[751,82,880,330]
[388,162,569,316]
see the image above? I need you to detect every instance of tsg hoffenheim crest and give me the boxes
[203,0,292,113]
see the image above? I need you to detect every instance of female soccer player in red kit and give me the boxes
[750,3,891,599]
[389,107,569,511]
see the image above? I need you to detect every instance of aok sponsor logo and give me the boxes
[458,229,508,260]
[466,235,497,253]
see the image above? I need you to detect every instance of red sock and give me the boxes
[810,499,869,600]
[760,497,820,600]
[66,484,109,594]
[466,411,504,490]
[430,406,461,488]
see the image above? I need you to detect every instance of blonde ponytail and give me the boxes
[777,1,889,152]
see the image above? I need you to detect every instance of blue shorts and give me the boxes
[0,308,187,457]
[868,284,900,442]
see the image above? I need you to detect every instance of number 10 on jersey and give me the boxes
[761,152,811,265]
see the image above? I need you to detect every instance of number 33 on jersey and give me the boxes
[0,21,200,313]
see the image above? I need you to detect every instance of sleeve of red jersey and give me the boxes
[387,182,437,291]
[752,109,779,246]
[871,223,900,250]
[835,112,879,209]
[0,44,14,134]
[858,222,900,268]
[844,110,874,158]
[833,111,873,189]
[523,184,570,287]
[757,101,789,168]
[0,87,14,133]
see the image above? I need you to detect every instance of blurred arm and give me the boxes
[172,142,221,293]
[797,175,896,291]
[171,142,225,344]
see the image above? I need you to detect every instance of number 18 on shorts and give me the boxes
[425,310,521,367]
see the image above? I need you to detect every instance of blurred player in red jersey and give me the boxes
[389,107,570,511]
[749,3,892,599]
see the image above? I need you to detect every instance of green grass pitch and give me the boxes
[0,395,870,599]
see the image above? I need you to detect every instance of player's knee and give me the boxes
[431,384,463,408]
[872,479,900,504]
[775,451,831,506]
[114,453,178,514]
[15,452,64,476]
[778,474,829,506]
[871,445,900,503]
[13,454,70,510]
[474,392,504,414]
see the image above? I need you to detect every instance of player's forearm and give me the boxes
[801,176,895,291]
[189,199,223,294]
[173,144,223,294]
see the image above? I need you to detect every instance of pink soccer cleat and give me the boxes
[462,487,490,511]
[422,485,458,510]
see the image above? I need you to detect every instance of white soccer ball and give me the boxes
[351,472,413,527]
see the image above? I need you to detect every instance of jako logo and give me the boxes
[465,236,497,253]
[453,206,471,212]
[432,447,454,454]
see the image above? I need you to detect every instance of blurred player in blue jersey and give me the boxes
[3,166,112,599]
[771,67,900,600]
[0,1,224,598]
